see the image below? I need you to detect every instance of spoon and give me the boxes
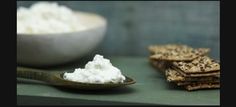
[17,66,136,90]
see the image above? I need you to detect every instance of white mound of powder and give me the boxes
[63,54,126,84]
[17,2,86,34]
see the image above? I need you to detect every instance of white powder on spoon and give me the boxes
[63,54,126,84]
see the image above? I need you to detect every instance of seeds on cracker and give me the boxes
[172,56,220,74]
[149,44,209,61]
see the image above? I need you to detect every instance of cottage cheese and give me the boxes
[17,2,86,34]
[63,54,126,84]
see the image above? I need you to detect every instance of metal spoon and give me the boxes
[17,66,136,90]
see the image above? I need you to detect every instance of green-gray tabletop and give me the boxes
[17,56,220,105]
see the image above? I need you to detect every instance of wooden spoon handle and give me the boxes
[17,67,52,83]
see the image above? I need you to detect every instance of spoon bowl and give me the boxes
[17,67,136,90]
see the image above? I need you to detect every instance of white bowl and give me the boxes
[17,12,107,67]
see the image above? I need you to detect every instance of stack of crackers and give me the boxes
[148,44,220,91]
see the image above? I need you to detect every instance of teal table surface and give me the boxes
[17,56,220,105]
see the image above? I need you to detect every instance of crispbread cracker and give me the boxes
[172,65,220,77]
[184,82,220,91]
[172,56,220,74]
[148,44,220,91]
[149,59,171,73]
[165,68,219,82]
[148,44,209,61]
[176,81,220,86]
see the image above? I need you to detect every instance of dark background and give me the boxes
[17,1,219,60]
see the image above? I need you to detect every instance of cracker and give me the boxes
[172,66,220,77]
[184,82,220,91]
[176,81,220,86]
[165,68,219,82]
[148,44,209,61]
[172,56,220,74]
[165,68,185,82]
[148,44,220,91]
[149,59,171,73]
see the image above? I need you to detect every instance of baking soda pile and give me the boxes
[17,2,86,34]
[63,54,126,84]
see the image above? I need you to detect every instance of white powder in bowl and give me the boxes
[63,54,126,84]
[17,2,86,34]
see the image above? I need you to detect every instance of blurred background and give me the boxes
[17,1,219,60]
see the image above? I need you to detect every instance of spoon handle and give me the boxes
[17,67,52,83]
